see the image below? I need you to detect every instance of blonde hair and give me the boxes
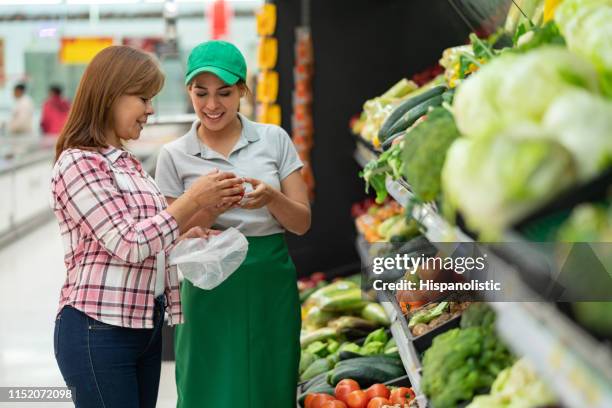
[55,46,164,162]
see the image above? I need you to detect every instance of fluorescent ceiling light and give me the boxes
[66,0,140,4]
[0,0,62,4]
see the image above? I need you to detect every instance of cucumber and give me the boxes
[378,85,446,141]
[335,355,404,369]
[380,131,405,151]
[338,350,363,361]
[385,95,443,137]
[329,361,406,387]
[301,371,329,392]
[298,383,335,407]
[300,358,332,382]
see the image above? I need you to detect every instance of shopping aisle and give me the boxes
[0,220,177,407]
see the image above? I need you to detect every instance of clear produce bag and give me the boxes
[168,227,248,290]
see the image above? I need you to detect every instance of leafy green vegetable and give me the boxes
[541,89,612,180]
[402,107,461,202]
[467,358,557,408]
[442,133,577,238]
[555,0,612,96]
[408,302,449,328]
[421,326,514,408]
[513,21,566,53]
[453,46,600,141]
[460,303,496,329]
[338,342,362,355]
[558,203,612,242]
[361,140,404,203]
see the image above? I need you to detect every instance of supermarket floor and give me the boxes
[0,218,177,408]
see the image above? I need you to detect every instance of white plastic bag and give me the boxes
[168,227,248,290]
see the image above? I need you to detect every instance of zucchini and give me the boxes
[335,355,403,369]
[300,358,332,382]
[338,350,363,361]
[302,371,329,392]
[381,131,405,151]
[330,361,406,387]
[378,85,446,141]
[385,95,443,137]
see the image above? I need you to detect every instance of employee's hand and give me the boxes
[240,177,278,209]
[186,168,244,209]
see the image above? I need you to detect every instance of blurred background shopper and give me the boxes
[7,83,34,135]
[40,84,71,137]
[50,45,244,408]
[155,40,311,408]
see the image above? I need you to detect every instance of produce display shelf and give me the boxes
[383,177,612,408]
[354,236,426,398]
[492,301,612,408]
[377,291,424,395]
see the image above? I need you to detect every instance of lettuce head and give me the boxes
[442,130,577,238]
[453,46,600,140]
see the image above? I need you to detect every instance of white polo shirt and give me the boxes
[155,114,303,237]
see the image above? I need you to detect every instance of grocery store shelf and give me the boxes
[355,235,425,397]
[383,176,612,408]
[493,302,612,408]
[378,292,424,394]
[353,138,380,169]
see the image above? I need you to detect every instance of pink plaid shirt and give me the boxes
[50,147,183,328]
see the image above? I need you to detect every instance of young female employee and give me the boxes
[50,45,244,408]
[155,40,311,407]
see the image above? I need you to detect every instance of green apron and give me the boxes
[175,234,301,408]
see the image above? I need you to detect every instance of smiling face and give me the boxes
[188,72,244,133]
[107,94,154,147]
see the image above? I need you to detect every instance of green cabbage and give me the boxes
[442,131,577,238]
[453,46,600,140]
[555,0,612,96]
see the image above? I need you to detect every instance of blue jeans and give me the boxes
[54,296,165,408]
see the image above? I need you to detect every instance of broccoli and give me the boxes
[402,107,460,203]
[421,326,514,408]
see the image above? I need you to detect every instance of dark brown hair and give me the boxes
[55,45,164,162]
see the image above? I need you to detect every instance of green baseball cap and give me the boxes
[185,40,247,86]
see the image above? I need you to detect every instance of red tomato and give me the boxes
[320,401,348,408]
[304,393,319,408]
[335,379,360,402]
[311,394,336,408]
[345,390,368,408]
[366,397,391,408]
[365,384,390,400]
[389,387,415,405]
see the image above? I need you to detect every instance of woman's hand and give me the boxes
[240,177,279,209]
[177,226,222,242]
[186,169,245,209]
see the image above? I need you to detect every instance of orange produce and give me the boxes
[305,393,318,408]
[365,384,390,400]
[345,390,368,408]
[335,379,360,403]
[320,401,348,408]
[310,394,336,408]
[366,397,391,408]
[389,387,416,405]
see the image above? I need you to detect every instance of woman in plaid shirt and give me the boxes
[50,46,244,408]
